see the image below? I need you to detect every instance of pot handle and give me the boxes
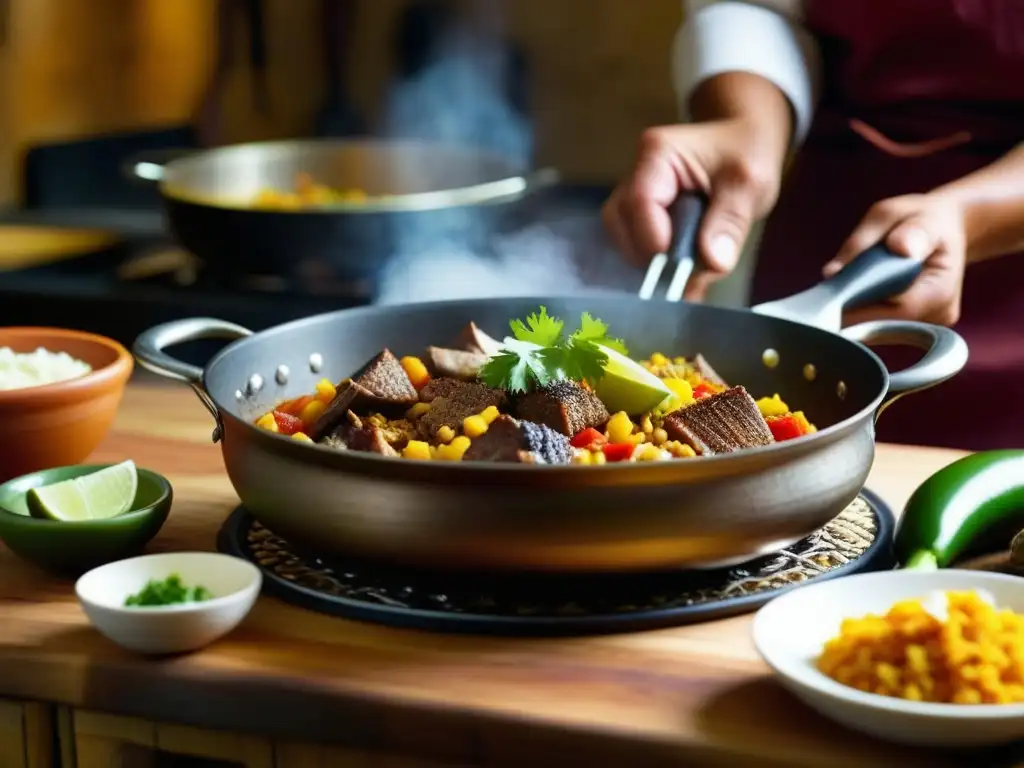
[841,320,968,397]
[133,318,253,383]
[134,318,253,443]
[122,148,195,184]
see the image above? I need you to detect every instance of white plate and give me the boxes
[76,551,262,655]
[752,569,1024,747]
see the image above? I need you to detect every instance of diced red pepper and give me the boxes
[570,427,606,449]
[693,382,717,399]
[602,442,634,462]
[272,411,304,436]
[280,394,314,416]
[767,414,808,442]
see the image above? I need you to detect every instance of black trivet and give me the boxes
[217,490,894,636]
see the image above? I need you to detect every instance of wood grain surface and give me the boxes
[0,382,994,767]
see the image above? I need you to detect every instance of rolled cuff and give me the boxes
[672,1,822,145]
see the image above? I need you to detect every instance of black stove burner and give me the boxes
[217,491,895,636]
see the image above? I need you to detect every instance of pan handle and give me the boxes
[123,149,196,184]
[841,320,968,397]
[133,319,253,442]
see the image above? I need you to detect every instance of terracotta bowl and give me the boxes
[0,328,134,482]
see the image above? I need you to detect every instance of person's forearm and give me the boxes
[936,144,1024,263]
[672,1,821,145]
[689,72,793,171]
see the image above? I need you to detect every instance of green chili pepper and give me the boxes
[895,450,1024,570]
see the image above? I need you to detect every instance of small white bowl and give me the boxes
[76,551,262,655]
[753,569,1024,747]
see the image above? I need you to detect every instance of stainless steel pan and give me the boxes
[134,199,967,573]
[127,138,558,288]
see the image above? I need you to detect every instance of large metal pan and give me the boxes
[134,202,967,573]
[127,139,558,288]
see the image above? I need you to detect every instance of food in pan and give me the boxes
[251,172,371,210]
[817,590,1024,704]
[254,307,817,464]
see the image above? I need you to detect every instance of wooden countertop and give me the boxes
[0,383,987,767]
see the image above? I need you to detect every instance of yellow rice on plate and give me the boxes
[817,590,1024,704]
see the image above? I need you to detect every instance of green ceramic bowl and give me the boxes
[0,464,172,575]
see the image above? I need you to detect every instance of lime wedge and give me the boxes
[27,460,138,522]
[594,345,672,415]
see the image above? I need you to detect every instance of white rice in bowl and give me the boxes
[0,346,93,391]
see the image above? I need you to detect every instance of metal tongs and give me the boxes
[637,194,928,331]
[637,195,706,303]
[634,195,708,303]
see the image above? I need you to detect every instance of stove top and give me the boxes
[0,184,633,351]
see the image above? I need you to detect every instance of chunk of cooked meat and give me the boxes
[323,411,398,457]
[417,378,507,439]
[463,415,573,464]
[308,349,418,440]
[425,346,489,380]
[353,349,419,405]
[514,380,610,436]
[662,386,773,455]
[694,353,728,387]
[453,321,503,357]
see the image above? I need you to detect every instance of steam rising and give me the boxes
[374,8,640,306]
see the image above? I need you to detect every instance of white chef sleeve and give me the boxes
[671,0,822,145]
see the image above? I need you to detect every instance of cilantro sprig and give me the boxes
[478,307,629,393]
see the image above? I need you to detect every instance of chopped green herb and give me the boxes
[478,307,630,394]
[508,306,564,347]
[571,312,629,355]
[124,574,212,607]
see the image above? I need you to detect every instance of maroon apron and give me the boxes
[750,0,1024,451]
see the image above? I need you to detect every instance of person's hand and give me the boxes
[602,118,784,300]
[823,193,967,327]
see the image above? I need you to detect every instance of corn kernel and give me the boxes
[400,356,431,389]
[291,432,313,442]
[650,352,669,366]
[406,402,431,419]
[628,432,646,445]
[479,405,500,425]
[314,378,337,403]
[572,450,592,465]
[673,356,687,365]
[606,411,634,443]
[436,425,456,443]
[299,399,327,425]
[436,435,471,461]
[633,443,662,461]
[255,412,279,432]
[402,440,433,460]
[463,414,489,438]
[665,378,694,404]
[756,394,790,418]
[591,449,607,465]
[640,416,654,434]
[652,427,668,445]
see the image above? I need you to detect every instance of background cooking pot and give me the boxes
[134,240,967,572]
[126,139,558,291]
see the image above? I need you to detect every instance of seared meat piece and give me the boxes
[463,415,573,464]
[309,349,418,440]
[694,353,728,388]
[352,349,419,405]
[417,378,507,439]
[662,386,773,455]
[425,346,489,380]
[454,321,503,357]
[324,411,398,457]
[514,380,610,437]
